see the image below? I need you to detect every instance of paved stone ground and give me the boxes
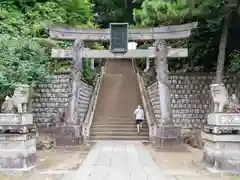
[68,141,239,180]
[0,142,239,180]
[69,141,172,180]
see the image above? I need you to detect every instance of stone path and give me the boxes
[69,141,169,180]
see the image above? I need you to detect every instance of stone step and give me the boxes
[91,124,148,128]
[91,127,148,132]
[93,119,146,124]
[96,117,133,120]
[93,119,147,122]
[93,118,136,121]
[92,121,137,125]
[89,135,149,141]
[93,119,135,122]
[91,131,148,136]
[89,59,146,141]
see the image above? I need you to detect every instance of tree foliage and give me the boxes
[0,0,94,97]
[229,50,240,76]
[133,0,240,73]
[133,0,227,26]
[56,0,93,26]
[93,0,143,27]
[0,0,93,37]
[0,35,51,97]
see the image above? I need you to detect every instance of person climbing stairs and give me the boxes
[89,59,149,141]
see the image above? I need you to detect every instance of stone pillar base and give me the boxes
[55,124,83,147]
[202,113,240,173]
[203,152,240,173]
[153,125,184,151]
[202,132,240,173]
[0,134,36,171]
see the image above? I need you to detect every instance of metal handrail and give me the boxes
[137,73,158,125]
[82,66,104,141]
[133,60,157,140]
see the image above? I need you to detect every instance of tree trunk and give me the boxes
[215,14,230,84]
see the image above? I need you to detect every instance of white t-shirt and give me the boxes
[128,42,138,50]
[134,108,144,120]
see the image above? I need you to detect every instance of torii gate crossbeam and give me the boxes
[46,22,197,41]
[51,48,188,59]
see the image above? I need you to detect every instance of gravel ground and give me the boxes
[145,143,240,180]
[1,143,239,180]
[0,143,93,180]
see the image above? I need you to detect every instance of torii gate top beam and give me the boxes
[46,22,197,41]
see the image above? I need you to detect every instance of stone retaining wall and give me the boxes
[33,73,93,129]
[147,73,238,130]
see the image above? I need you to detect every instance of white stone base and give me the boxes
[202,131,240,142]
[202,132,240,173]
[0,134,36,171]
[207,113,240,126]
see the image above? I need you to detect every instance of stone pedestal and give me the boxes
[0,113,35,133]
[154,124,183,150]
[203,113,240,173]
[0,113,36,171]
[55,124,82,147]
[0,134,36,170]
[204,113,240,134]
[207,113,240,126]
[202,132,240,173]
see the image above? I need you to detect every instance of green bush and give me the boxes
[0,35,51,98]
[82,59,97,85]
[229,50,240,76]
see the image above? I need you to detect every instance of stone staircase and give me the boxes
[89,59,149,141]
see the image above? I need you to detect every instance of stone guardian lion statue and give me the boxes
[2,84,30,113]
[210,83,229,112]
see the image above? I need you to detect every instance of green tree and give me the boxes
[215,0,240,83]
[0,0,97,86]
[57,0,93,26]
[92,0,143,26]
[0,35,51,98]
[0,0,94,37]
[229,50,240,76]
[26,1,68,36]
[133,0,240,78]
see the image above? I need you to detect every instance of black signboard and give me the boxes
[110,23,128,53]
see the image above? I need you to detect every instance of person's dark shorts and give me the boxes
[136,119,143,124]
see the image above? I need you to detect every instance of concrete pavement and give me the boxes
[68,141,170,180]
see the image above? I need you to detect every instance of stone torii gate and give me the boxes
[46,22,197,147]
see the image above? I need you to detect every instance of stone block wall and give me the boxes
[33,73,93,129]
[147,73,238,130]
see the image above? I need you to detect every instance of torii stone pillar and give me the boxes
[90,58,94,69]
[85,48,94,69]
[144,46,154,72]
[128,42,138,70]
[55,39,84,147]
[154,40,181,149]
[144,58,150,72]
